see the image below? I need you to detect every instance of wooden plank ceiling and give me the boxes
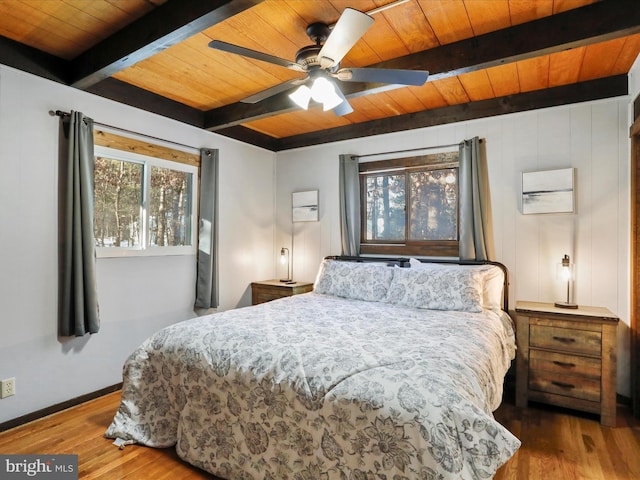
[0,0,638,151]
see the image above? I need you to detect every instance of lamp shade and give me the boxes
[555,254,577,308]
[279,247,291,282]
[289,85,311,109]
[320,88,343,111]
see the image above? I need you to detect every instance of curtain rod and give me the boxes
[353,139,483,160]
[50,110,200,154]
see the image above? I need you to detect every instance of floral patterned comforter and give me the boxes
[106,292,520,479]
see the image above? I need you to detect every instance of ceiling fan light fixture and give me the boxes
[310,76,333,102]
[321,88,343,111]
[289,85,312,109]
[310,77,343,111]
[210,7,423,116]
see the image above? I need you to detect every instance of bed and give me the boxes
[105,257,520,479]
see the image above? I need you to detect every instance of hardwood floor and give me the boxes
[0,389,639,479]
[0,392,216,479]
[493,389,640,480]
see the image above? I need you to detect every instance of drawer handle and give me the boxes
[551,381,575,390]
[552,360,576,368]
[552,336,576,344]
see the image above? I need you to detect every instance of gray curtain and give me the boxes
[459,137,494,261]
[339,154,360,256]
[60,111,100,336]
[195,148,219,309]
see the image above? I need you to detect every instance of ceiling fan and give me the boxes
[208,8,429,116]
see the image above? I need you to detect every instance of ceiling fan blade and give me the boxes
[241,78,307,104]
[318,8,374,69]
[335,68,429,86]
[331,87,353,116]
[209,40,305,72]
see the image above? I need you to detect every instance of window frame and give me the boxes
[359,151,460,257]
[94,145,198,258]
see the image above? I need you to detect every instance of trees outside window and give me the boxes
[94,157,142,248]
[93,146,197,257]
[360,150,459,257]
[149,166,193,247]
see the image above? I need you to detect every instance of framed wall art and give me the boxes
[292,190,319,222]
[522,168,575,215]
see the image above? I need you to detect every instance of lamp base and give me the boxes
[554,301,578,309]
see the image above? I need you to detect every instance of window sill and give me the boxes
[96,247,196,258]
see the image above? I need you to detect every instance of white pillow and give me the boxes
[474,265,504,310]
[386,266,484,312]
[408,259,504,310]
[314,260,394,302]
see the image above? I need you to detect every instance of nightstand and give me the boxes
[515,301,619,426]
[251,280,314,305]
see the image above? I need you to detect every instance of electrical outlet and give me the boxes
[1,377,15,398]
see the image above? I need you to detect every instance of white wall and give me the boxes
[275,96,632,397]
[0,65,276,423]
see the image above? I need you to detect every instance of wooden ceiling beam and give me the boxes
[69,0,264,90]
[86,78,204,128]
[204,0,640,130]
[0,35,69,84]
[212,125,281,150]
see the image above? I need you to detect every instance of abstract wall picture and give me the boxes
[292,190,319,222]
[522,168,575,214]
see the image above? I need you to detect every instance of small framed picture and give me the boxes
[292,190,319,222]
[522,168,575,214]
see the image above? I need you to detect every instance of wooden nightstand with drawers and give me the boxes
[251,280,314,305]
[515,301,619,426]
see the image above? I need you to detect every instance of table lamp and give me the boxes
[555,254,577,309]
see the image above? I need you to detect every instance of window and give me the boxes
[94,145,198,257]
[359,150,459,256]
